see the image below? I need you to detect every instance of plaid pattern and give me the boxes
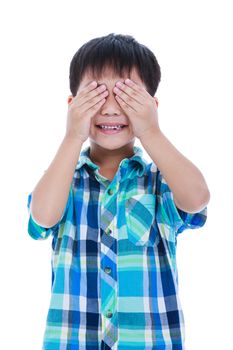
[27,145,207,349]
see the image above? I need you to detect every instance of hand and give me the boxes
[113,78,160,139]
[66,81,108,142]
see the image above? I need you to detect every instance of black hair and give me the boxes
[69,33,161,97]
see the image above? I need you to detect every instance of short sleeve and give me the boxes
[26,187,73,240]
[156,169,207,236]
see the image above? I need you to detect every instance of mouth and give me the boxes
[95,124,128,134]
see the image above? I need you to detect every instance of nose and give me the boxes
[100,89,123,116]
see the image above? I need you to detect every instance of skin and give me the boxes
[67,66,159,176]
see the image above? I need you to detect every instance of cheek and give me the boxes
[128,120,133,129]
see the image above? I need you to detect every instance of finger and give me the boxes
[82,84,108,106]
[114,86,141,110]
[77,80,98,98]
[86,95,107,114]
[124,78,148,97]
[115,94,137,112]
[75,83,107,107]
[84,89,108,112]
[74,80,99,102]
[114,82,144,105]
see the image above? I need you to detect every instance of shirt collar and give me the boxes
[75,145,148,177]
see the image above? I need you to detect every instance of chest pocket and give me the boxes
[124,194,158,247]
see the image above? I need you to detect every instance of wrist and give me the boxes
[63,133,84,146]
[139,127,162,143]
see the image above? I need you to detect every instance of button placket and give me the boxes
[100,181,118,347]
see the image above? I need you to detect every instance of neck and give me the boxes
[89,142,135,168]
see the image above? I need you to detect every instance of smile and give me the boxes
[95,124,128,134]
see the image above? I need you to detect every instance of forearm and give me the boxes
[30,135,83,227]
[140,129,210,213]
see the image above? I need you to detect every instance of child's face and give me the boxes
[77,66,147,151]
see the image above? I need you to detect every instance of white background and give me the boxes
[0,0,232,349]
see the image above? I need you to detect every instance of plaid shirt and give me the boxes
[27,145,207,350]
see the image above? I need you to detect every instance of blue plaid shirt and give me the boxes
[27,145,207,349]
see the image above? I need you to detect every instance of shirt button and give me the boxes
[106,310,113,318]
[104,267,111,274]
[106,228,111,236]
[107,188,114,195]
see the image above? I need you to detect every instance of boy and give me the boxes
[27,33,210,349]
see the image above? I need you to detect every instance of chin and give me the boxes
[89,136,135,151]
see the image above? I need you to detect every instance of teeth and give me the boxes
[100,125,123,130]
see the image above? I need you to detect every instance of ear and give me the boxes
[153,96,159,107]
[67,95,73,104]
